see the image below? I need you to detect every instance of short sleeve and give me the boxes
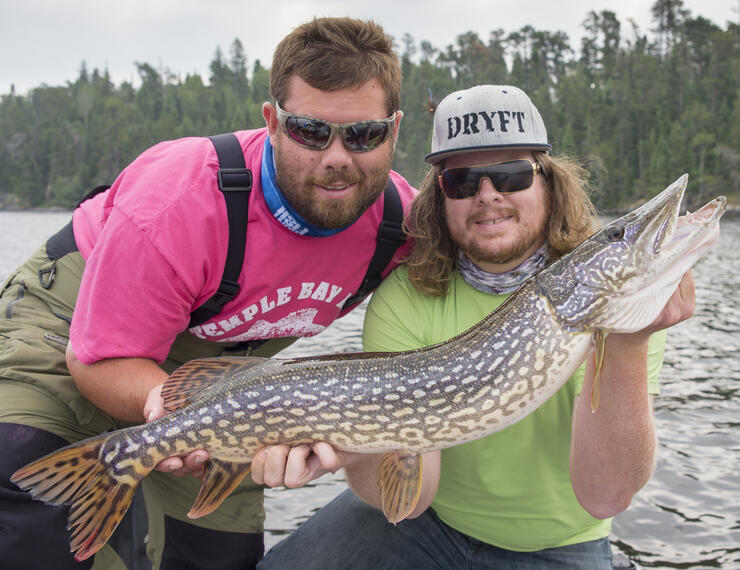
[70,208,200,364]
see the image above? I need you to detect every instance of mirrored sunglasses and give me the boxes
[275,102,396,152]
[438,159,542,199]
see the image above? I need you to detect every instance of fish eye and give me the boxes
[606,226,625,242]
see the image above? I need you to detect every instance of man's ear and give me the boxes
[263,102,279,136]
[391,110,403,151]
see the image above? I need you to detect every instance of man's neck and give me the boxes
[457,243,550,295]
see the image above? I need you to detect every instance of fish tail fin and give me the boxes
[11,433,143,561]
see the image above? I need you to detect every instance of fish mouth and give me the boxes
[600,175,725,329]
[670,194,726,256]
[536,173,726,334]
[631,174,726,259]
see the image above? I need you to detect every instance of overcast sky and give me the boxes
[1,0,737,96]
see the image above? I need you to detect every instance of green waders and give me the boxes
[0,224,296,569]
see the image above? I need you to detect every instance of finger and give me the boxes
[664,272,696,325]
[263,445,292,488]
[678,270,696,309]
[146,407,163,423]
[144,384,165,423]
[284,445,317,488]
[156,456,184,474]
[312,442,342,473]
[181,450,209,476]
[250,448,268,485]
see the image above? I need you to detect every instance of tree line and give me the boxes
[0,0,737,211]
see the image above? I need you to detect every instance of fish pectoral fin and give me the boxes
[162,356,268,412]
[187,457,251,519]
[376,451,423,524]
[590,331,607,413]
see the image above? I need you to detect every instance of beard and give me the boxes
[450,209,547,268]
[273,142,393,229]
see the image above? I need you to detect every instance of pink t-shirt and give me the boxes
[70,128,417,364]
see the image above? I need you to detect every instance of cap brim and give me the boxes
[425,143,553,165]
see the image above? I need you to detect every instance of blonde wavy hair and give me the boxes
[404,151,600,296]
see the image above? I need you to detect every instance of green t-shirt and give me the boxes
[362,266,666,552]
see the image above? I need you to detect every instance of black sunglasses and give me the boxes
[438,160,542,199]
[275,102,396,152]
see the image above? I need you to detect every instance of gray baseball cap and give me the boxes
[425,85,551,164]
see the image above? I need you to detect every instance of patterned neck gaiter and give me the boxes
[457,243,550,294]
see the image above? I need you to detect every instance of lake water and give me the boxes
[1,210,738,569]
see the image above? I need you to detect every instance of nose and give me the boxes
[476,178,504,202]
[319,133,353,170]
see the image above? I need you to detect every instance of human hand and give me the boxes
[648,269,696,332]
[251,442,344,488]
[144,383,209,477]
[641,270,696,337]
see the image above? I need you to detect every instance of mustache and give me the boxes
[467,208,518,224]
[311,171,363,187]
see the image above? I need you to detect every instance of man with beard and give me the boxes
[255,85,695,569]
[0,17,416,570]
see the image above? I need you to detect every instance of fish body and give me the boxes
[12,175,726,560]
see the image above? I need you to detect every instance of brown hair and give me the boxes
[404,151,600,296]
[270,17,401,115]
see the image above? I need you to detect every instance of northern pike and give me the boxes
[12,174,725,560]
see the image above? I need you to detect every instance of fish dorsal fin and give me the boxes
[187,457,252,519]
[161,356,267,412]
[590,331,608,413]
[376,451,423,524]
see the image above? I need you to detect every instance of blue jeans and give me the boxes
[258,489,613,570]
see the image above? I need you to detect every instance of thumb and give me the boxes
[143,384,165,423]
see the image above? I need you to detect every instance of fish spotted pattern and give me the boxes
[12,174,725,560]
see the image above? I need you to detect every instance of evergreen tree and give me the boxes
[0,18,736,210]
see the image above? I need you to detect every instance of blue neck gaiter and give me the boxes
[261,137,346,237]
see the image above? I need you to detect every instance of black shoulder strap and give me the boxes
[343,179,406,309]
[76,184,111,207]
[189,134,252,328]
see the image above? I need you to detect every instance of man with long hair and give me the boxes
[257,85,695,569]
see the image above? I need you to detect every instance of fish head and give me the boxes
[537,174,726,333]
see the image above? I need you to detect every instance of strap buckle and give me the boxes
[211,278,241,303]
[217,168,253,192]
[376,220,406,246]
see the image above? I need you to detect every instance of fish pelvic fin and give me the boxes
[590,331,608,413]
[162,356,268,412]
[377,451,423,524]
[11,433,144,561]
[187,457,252,519]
